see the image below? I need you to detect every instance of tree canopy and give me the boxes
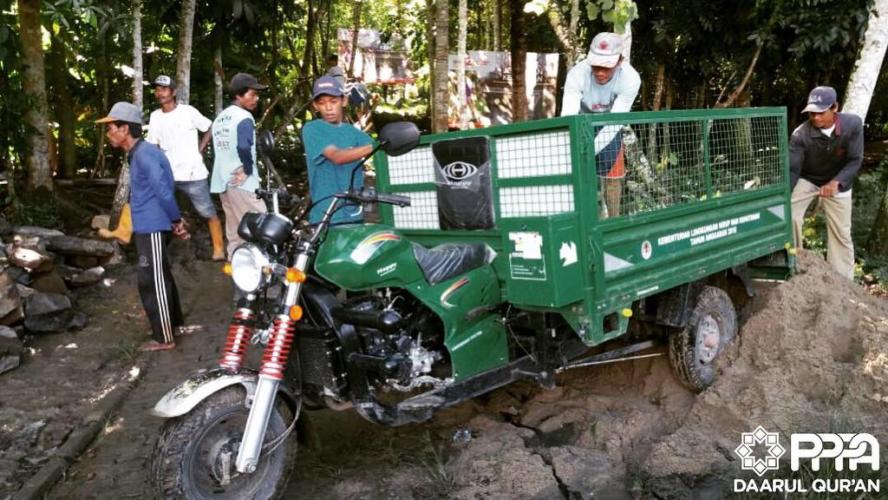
[0,0,883,193]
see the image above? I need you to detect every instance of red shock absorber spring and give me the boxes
[219,308,255,372]
[258,315,296,380]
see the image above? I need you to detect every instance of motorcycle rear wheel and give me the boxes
[152,386,297,500]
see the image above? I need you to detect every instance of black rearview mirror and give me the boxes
[257,130,275,156]
[379,122,420,157]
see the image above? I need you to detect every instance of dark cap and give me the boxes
[312,76,345,100]
[802,86,837,113]
[229,73,268,94]
[152,75,175,89]
[95,101,142,124]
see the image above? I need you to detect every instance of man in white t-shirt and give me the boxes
[146,75,225,260]
[561,32,641,217]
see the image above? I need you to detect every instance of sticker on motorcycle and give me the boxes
[559,241,578,267]
[440,278,470,309]
[350,232,401,264]
[641,240,653,260]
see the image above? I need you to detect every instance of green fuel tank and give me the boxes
[315,224,425,290]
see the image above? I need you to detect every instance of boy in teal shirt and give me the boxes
[302,76,374,224]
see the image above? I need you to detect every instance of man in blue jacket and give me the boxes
[97,102,188,351]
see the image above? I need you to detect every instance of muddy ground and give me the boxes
[0,249,885,499]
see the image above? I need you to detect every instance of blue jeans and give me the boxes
[175,180,217,219]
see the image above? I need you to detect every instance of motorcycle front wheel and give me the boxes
[151,386,297,500]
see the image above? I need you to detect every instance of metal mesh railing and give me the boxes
[387,146,435,185]
[709,116,784,194]
[378,110,786,228]
[579,113,784,219]
[391,190,439,229]
[495,130,573,178]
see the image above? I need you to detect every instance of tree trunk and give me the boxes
[619,24,632,64]
[856,0,888,255]
[646,63,666,161]
[493,0,501,51]
[321,0,333,64]
[509,0,527,123]
[213,43,224,115]
[845,0,888,122]
[546,8,579,66]
[17,0,52,192]
[132,0,143,110]
[457,0,467,129]
[175,0,197,104]
[304,0,318,78]
[93,32,110,178]
[715,44,762,108]
[432,0,449,132]
[427,0,436,126]
[49,28,76,179]
[347,0,363,78]
[0,63,9,171]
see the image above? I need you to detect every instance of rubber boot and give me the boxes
[208,217,226,261]
[98,203,133,245]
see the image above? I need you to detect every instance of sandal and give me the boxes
[139,340,176,352]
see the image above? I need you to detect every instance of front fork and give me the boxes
[233,253,309,474]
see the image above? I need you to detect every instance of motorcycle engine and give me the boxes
[344,290,449,391]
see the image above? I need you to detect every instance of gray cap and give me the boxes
[95,101,142,124]
[802,86,837,113]
[152,75,176,89]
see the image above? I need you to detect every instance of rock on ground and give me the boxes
[23,293,73,333]
[0,325,22,375]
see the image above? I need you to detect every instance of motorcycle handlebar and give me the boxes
[255,188,301,205]
[339,188,411,207]
[375,193,411,207]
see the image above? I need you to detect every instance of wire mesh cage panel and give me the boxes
[377,109,787,230]
[581,119,705,218]
[387,146,435,185]
[709,116,784,194]
[499,185,575,218]
[495,130,572,178]
[392,190,439,229]
[577,113,784,219]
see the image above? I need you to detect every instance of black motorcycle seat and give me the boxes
[412,243,491,286]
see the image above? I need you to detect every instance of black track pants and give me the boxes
[134,232,183,343]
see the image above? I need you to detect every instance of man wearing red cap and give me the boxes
[561,32,641,217]
[790,86,863,279]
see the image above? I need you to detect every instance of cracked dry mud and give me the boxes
[29,250,888,499]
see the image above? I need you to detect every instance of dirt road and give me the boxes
[32,251,888,499]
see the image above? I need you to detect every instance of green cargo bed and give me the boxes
[374,107,794,345]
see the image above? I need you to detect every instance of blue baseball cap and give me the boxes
[803,86,837,113]
[312,76,345,100]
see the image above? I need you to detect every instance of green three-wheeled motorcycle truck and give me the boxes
[151,107,795,499]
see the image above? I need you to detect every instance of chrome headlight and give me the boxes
[230,244,271,292]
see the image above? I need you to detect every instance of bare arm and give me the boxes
[199,128,212,154]
[322,144,374,165]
